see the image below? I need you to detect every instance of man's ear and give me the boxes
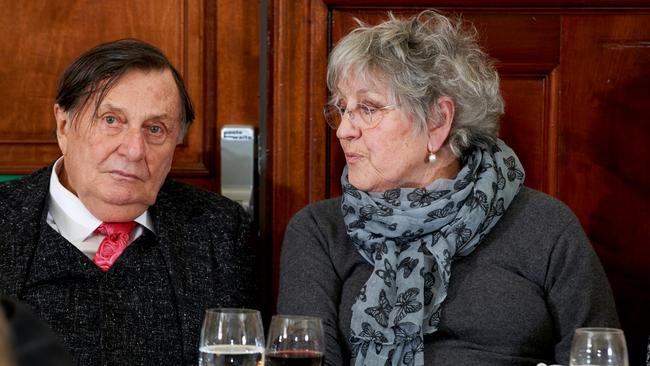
[427,96,455,153]
[53,104,70,155]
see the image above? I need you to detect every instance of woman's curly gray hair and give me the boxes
[327,10,504,157]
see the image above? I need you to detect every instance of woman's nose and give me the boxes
[336,108,361,140]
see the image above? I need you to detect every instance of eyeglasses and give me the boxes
[323,102,398,130]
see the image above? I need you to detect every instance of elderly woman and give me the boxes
[277,10,619,366]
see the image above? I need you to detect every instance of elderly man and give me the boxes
[0,39,255,365]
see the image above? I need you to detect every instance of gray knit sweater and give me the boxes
[278,187,619,366]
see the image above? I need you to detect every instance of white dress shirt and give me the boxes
[46,157,155,259]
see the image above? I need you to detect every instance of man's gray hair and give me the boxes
[327,10,504,157]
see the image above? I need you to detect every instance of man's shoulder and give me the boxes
[0,167,50,208]
[156,178,246,220]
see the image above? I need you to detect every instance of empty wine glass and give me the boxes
[198,308,265,366]
[265,315,325,366]
[569,327,628,366]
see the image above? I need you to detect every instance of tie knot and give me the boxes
[93,222,137,272]
[95,222,136,237]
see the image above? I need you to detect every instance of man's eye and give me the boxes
[148,125,162,134]
[104,116,118,125]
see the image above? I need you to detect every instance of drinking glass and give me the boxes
[569,327,628,366]
[198,308,265,366]
[265,315,325,366]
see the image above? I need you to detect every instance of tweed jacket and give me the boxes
[0,166,256,364]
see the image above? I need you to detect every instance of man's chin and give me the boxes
[91,202,149,222]
[82,193,153,222]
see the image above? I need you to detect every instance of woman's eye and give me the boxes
[359,104,377,115]
[104,116,118,125]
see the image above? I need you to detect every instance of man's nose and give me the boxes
[119,127,146,161]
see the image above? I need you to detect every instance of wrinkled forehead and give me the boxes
[76,68,181,117]
[331,63,393,102]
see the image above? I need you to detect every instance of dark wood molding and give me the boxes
[268,0,330,299]
[322,0,650,8]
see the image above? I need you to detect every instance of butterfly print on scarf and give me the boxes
[441,249,452,275]
[383,188,402,207]
[453,156,478,191]
[452,223,472,250]
[402,335,424,366]
[364,290,393,327]
[375,259,396,288]
[420,267,435,306]
[469,190,489,213]
[394,288,423,323]
[478,161,493,174]
[397,257,419,278]
[342,204,356,217]
[479,197,506,234]
[376,202,395,216]
[351,234,375,260]
[343,183,362,199]
[350,330,370,358]
[359,322,389,354]
[391,229,424,254]
[393,321,419,344]
[358,285,367,302]
[384,349,396,366]
[359,205,377,221]
[424,201,455,223]
[494,166,506,191]
[417,239,433,256]
[429,308,441,327]
[504,156,524,181]
[406,188,450,208]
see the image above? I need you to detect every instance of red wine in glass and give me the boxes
[265,350,323,366]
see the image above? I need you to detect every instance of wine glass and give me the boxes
[569,327,628,366]
[198,308,265,366]
[265,315,325,366]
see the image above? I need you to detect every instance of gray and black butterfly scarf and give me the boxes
[343,139,525,366]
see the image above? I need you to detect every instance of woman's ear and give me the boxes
[427,96,455,152]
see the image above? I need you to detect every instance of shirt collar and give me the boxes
[48,157,155,241]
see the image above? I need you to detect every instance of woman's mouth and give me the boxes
[345,152,364,163]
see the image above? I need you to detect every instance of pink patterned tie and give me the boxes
[92,222,136,272]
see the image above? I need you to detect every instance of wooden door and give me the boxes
[269,1,650,363]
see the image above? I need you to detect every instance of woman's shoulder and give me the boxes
[507,186,581,230]
[485,186,592,272]
[288,197,343,229]
[283,197,353,259]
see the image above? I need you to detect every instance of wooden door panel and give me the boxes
[500,73,558,193]
[331,10,560,65]
[559,14,650,362]
[0,0,208,176]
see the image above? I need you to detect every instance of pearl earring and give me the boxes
[428,151,437,163]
